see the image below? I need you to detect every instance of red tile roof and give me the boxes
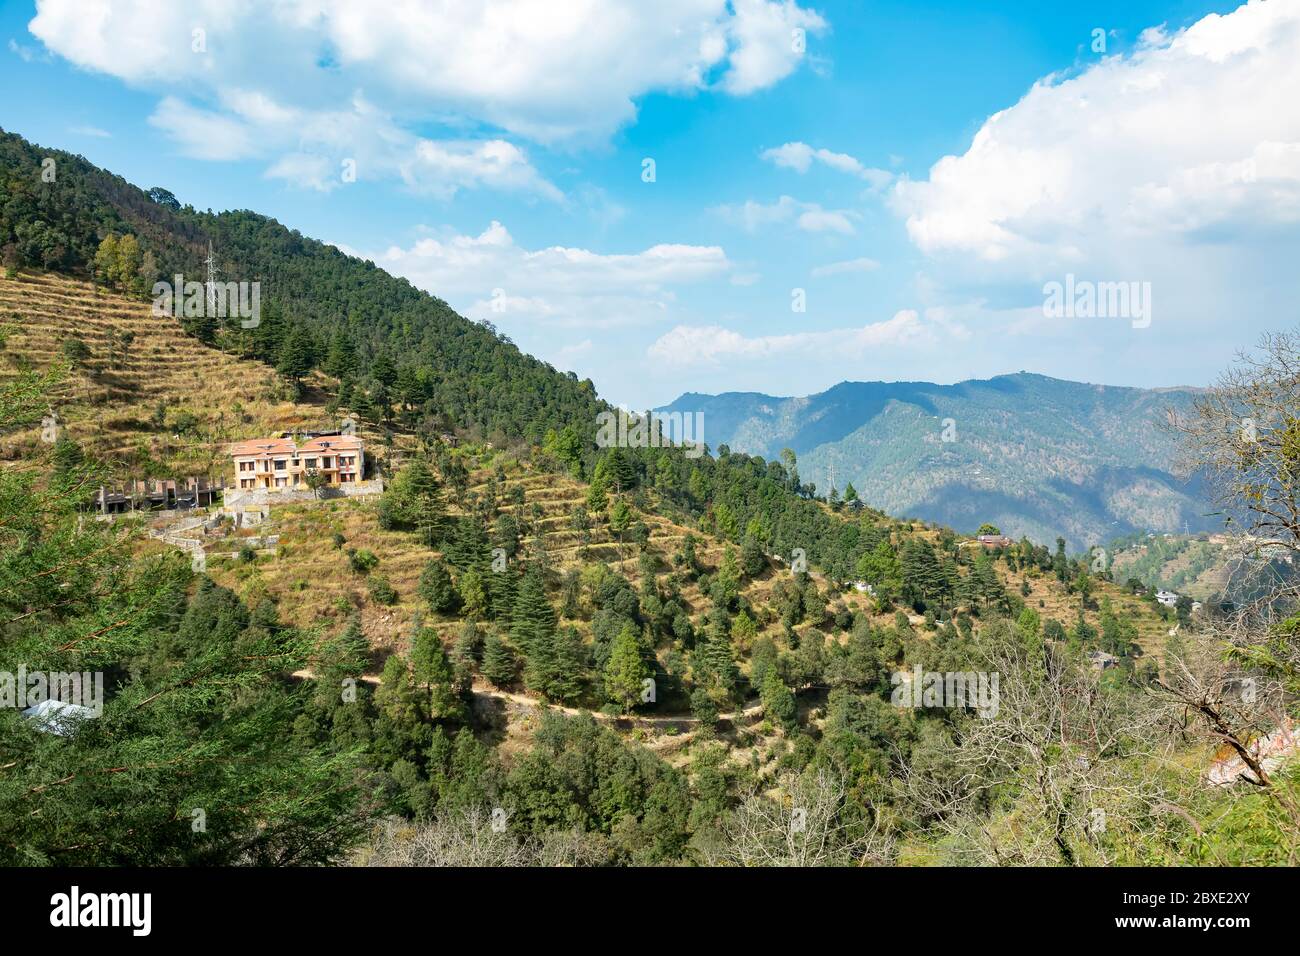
[229,438,296,457]
[229,435,364,457]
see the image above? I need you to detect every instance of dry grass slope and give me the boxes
[0,270,384,476]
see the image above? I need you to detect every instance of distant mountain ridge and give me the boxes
[658,372,1215,551]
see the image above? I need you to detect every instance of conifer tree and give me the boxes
[481,632,517,688]
[0,368,367,864]
[604,624,648,713]
[511,564,555,660]
[419,558,459,614]
[411,626,465,722]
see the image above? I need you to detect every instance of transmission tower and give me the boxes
[204,240,219,317]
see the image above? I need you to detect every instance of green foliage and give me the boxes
[0,373,367,863]
[379,459,447,549]
[418,559,459,614]
[368,576,398,606]
[347,547,378,575]
[603,624,648,713]
[481,632,518,688]
[760,668,797,730]
[505,712,689,864]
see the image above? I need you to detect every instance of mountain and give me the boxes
[0,127,604,448]
[658,373,1215,551]
[4,127,1289,869]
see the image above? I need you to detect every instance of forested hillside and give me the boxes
[1,127,603,447]
[3,130,1297,868]
[659,375,1215,551]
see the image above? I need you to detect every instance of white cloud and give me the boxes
[68,124,111,138]
[148,96,260,161]
[647,309,932,366]
[29,0,828,145]
[555,338,595,365]
[336,220,731,331]
[715,195,857,234]
[147,90,562,198]
[721,0,828,95]
[9,37,47,62]
[892,0,1300,267]
[811,256,879,277]
[762,141,892,189]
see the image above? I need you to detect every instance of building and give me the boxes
[1087,649,1121,671]
[230,435,365,491]
[976,534,1013,548]
[1156,589,1179,607]
[96,477,224,514]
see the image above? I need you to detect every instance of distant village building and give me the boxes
[1087,649,1121,671]
[976,534,1013,548]
[1156,589,1179,608]
[96,477,224,514]
[230,435,365,491]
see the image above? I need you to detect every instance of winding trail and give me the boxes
[290,668,763,739]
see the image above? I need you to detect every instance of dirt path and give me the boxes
[291,668,762,734]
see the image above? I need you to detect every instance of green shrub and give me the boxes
[347,548,378,575]
[369,576,398,605]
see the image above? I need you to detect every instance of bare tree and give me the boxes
[1170,329,1300,552]
[359,809,536,867]
[358,809,613,867]
[712,766,894,867]
[899,625,1170,866]
[1163,335,1300,855]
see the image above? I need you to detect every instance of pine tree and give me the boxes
[481,632,517,687]
[410,626,464,722]
[545,626,588,704]
[586,471,609,512]
[604,624,648,713]
[418,558,459,614]
[511,564,555,659]
[760,668,797,728]
[277,324,316,384]
[609,497,633,536]
[695,616,739,695]
[407,460,447,548]
[324,328,357,379]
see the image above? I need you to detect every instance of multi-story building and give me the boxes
[230,434,365,491]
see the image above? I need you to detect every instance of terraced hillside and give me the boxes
[4,270,1178,765]
[0,270,393,476]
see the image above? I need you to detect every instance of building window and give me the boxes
[305,458,317,469]
[274,459,287,471]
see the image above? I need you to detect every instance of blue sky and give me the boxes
[4,0,1297,410]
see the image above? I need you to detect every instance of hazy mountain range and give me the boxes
[658,372,1217,551]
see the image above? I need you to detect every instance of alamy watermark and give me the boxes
[891,665,999,718]
[596,409,704,459]
[1043,274,1151,328]
[2,667,104,718]
[152,274,261,328]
